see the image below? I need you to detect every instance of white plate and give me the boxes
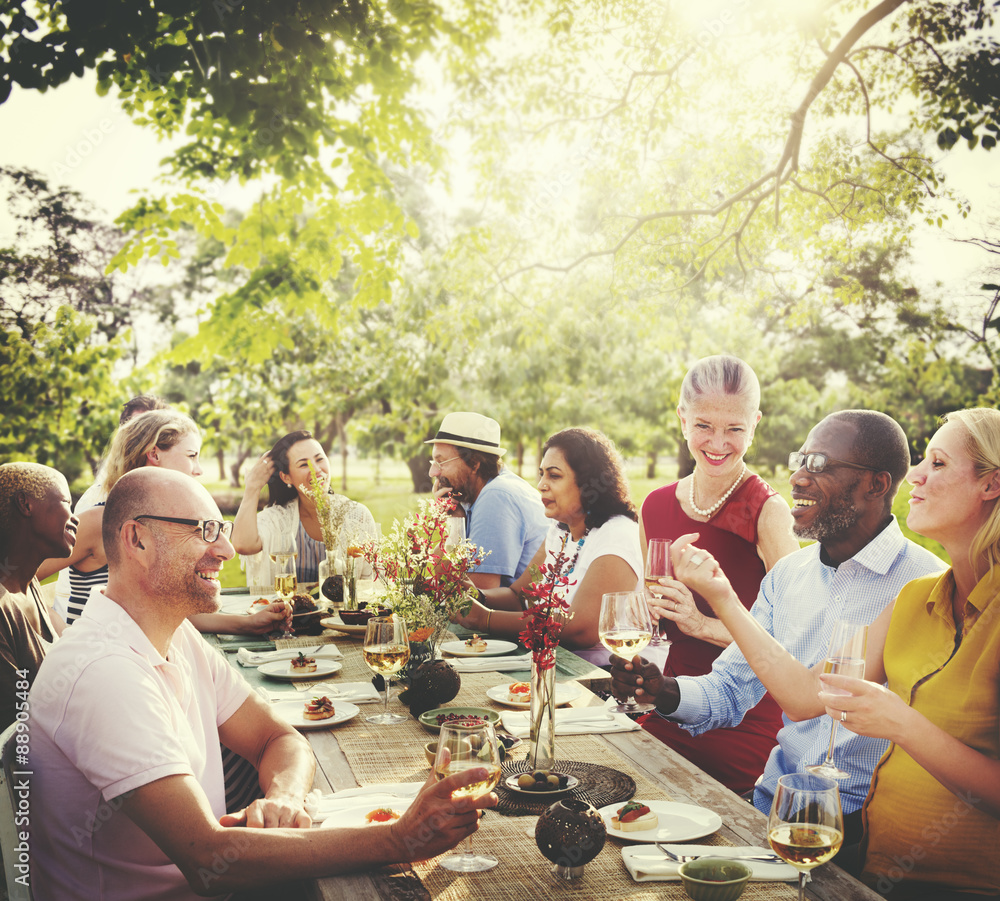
[485,682,582,709]
[320,799,414,829]
[319,616,368,637]
[440,639,520,657]
[598,800,723,843]
[258,659,343,681]
[272,700,359,731]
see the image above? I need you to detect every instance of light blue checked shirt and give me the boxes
[667,518,945,815]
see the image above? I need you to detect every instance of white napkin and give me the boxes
[257,682,381,704]
[305,783,424,821]
[622,845,798,882]
[448,654,532,673]
[237,646,342,667]
[501,707,640,737]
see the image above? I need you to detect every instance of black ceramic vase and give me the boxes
[535,798,607,881]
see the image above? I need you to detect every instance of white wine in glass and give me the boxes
[434,721,502,872]
[362,616,410,725]
[644,538,671,645]
[768,773,844,901]
[807,621,868,779]
[599,591,654,714]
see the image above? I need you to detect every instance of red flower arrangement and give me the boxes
[519,532,577,671]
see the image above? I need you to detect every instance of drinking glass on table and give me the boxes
[599,591,654,714]
[362,616,410,725]
[807,621,868,779]
[768,773,844,901]
[644,538,671,645]
[433,720,502,872]
[271,533,297,638]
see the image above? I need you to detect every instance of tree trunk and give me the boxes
[516,441,525,478]
[646,450,657,480]
[230,448,252,488]
[338,413,349,493]
[407,454,433,493]
[677,442,694,479]
[217,446,226,482]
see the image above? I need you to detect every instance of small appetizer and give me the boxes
[303,696,336,721]
[250,597,270,609]
[508,681,531,703]
[464,634,488,653]
[611,800,658,832]
[364,808,402,825]
[290,652,317,673]
[292,594,318,614]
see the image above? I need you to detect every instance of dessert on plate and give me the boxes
[611,801,658,832]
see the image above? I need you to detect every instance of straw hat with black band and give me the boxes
[425,412,507,457]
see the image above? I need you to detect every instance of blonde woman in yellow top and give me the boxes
[659,408,1000,900]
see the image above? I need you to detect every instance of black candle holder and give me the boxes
[535,798,607,881]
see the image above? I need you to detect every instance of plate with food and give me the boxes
[258,656,344,681]
[485,681,583,709]
[417,706,502,733]
[502,770,580,798]
[439,638,520,657]
[319,616,368,637]
[598,800,723,843]
[320,800,413,829]
[272,697,360,731]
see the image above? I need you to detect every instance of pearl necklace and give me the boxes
[689,462,746,518]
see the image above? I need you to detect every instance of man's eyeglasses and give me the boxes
[134,515,233,543]
[428,455,462,470]
[788,452,881,474]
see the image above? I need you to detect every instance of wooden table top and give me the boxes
[213,631,880,901]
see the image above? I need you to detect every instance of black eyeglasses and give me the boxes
[134,515,233,543]
[788,452,881,474]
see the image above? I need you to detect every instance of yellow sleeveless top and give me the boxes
[861,567,1000,896]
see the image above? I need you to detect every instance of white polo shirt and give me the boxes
[29,590,251,901]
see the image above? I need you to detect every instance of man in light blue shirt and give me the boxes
[612,410,944,833]
[427,412,548,589]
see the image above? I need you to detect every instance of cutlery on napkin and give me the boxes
[501,707,640,737]
[622,845,798,882]
[448,654,532,673]
[256,682,381,704]
[237,645,342,667]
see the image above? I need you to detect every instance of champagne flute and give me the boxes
[270,534,297,638]
[599,591,654,713]
[362,616,410,725]
[768,773,844,901]
[807,621,868,779]
[433,720,502,872]
[644,538,671,645]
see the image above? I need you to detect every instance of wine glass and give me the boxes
[768,773,844,901]
[599,591,654,714]
[271,533,297,638]
[362,616,410,725]
[806,621,868,779]
[433,720,502,872]
[644,538,671,645]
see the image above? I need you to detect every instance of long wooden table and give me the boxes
[217,629,881,901]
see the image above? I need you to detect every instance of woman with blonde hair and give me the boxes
[39,410,204,623]
[666,407,1000,899]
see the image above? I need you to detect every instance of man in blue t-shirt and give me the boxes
[427,412,548,589]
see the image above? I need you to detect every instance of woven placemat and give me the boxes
[495,759,635,816]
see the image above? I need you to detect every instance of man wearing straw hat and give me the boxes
[427,412,547,589]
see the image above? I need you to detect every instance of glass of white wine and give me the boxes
[362,616,410,725]
[599,591,654,714]
[270,533,297,638]
[768,773,844,901]
[807,621,868,779]
[433,720,502,872]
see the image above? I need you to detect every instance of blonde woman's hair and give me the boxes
[678,355,761,414]
[942,408,1000,580]
[102,410,199,494]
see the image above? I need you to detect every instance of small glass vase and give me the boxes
[529,658,557,771]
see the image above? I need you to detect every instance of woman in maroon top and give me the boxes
[641,355,799,793]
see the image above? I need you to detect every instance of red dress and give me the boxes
[639,475,785,794]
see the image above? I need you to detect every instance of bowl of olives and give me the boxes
[503,769,580,797]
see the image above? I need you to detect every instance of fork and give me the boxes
[655,843,783,863]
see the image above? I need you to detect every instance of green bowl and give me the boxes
[417,706,501,733]
[678,858,753,901]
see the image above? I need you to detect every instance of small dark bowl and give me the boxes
[339,609,376,626]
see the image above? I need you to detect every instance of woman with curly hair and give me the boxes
[456,427,642,663]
